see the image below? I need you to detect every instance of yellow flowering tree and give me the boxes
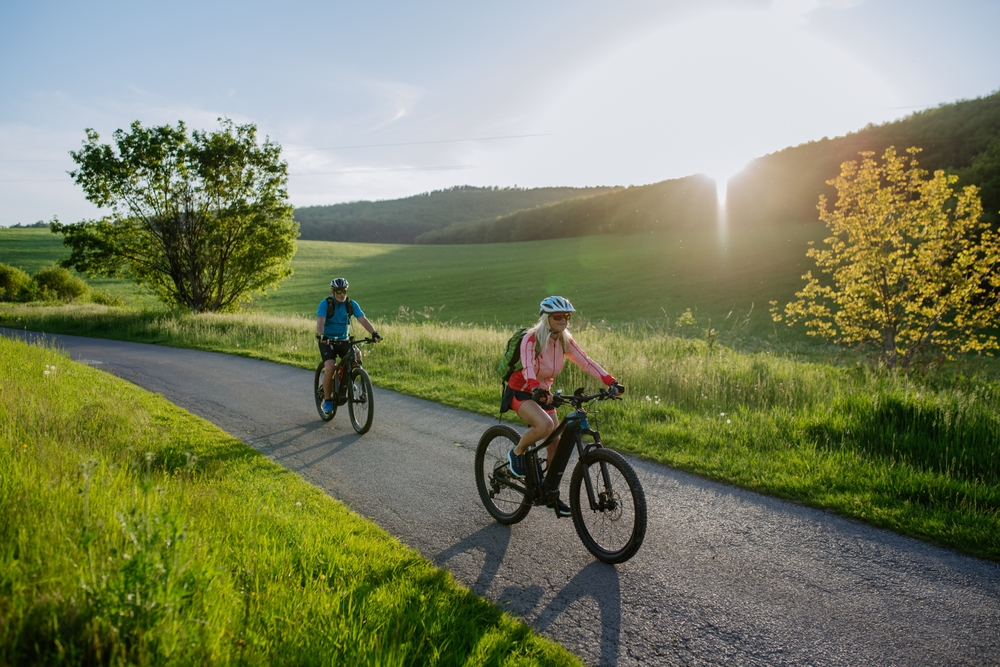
[772,146,1000,369]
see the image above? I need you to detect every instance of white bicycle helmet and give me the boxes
[539,295,575,315]
[330,277,349,290]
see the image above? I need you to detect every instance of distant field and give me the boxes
[2,223,825,340]
[0,228,157,307]
[263,222,825,341]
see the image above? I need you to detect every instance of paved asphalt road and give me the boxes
[6,329,1000,666]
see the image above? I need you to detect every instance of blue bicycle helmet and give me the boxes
[330,277,349,290]
[539,295,575,315]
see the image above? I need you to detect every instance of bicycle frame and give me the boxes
[322,337,373,393]
[510,391,609,511]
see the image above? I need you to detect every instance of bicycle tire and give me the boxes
[314,362,336,422]
[348,367,374,434]
[569,448,647,564]
[475,425,531,524]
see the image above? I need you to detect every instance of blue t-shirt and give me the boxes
[317,298,365,339]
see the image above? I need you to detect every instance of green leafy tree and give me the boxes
[772,146,1000,369]
[53,119,298,312]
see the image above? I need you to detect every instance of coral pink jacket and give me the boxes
[508,331,615,392]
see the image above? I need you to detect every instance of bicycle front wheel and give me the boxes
[348,367,374,434]
[569,448,647,564]
[314,362,335,422]
[475,425,531,524]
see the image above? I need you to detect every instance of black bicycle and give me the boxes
[475,387,647,564]
[314,336,376,434]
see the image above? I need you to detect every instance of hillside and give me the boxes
[294,184,618,243]
[727,90,1000,226]
[415,175,717,244]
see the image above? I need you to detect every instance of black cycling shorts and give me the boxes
[318,339,351,363]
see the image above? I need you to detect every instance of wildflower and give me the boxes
[727,419,731,424]
[719,412,725,417]
[44,370,50,376]
[296,501,302,507]
[645,396,652,401]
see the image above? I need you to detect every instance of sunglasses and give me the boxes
[550,312,572,321]
[334,289,348,295]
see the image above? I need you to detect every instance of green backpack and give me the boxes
[496,327,532,383]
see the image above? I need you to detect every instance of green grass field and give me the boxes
[0,335,579,665]
[262,223,823,341]
[1,223,824,340]
[0,228,158,308]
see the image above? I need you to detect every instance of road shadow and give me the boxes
[534,561,621,666]
[435,524,623,666]
[249,422,362,472]
[433,524,513,596]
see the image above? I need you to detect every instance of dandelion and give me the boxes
[296,501,302,507]
[719,412,725,417]
[645,396,652,401]
[44,370,50,376]
[727,419,731,424]
[123,553,131,560]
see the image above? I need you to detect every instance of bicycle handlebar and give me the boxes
[319,336,378,345]
[548,387,621,408]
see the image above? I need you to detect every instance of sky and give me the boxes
[1,0,998,227]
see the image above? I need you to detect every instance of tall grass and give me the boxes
[3,303,998,560]
[0,336,580,665]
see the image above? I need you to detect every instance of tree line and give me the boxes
[728,90,1000,227]
[414,176,716,244]
[294,185,617,244]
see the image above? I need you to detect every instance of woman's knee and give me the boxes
[535,418,556,438]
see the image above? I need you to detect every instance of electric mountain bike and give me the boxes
[314,336,376,434]
[475,387,647,564]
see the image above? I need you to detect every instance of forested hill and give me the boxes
[727,90,1000,226]
[294,185,618,243]
[415,175,716,244]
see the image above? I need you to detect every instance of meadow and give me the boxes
[1,223,823,338]
[0,335,579,665]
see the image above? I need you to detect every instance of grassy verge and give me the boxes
[2,304,999,562]
[0,335,580,666]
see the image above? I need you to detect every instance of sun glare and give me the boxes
[708,161,747,249]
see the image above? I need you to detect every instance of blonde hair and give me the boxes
[531,313,572,353]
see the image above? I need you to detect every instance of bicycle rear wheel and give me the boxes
[475,425,531,524]
[569,448,647,564]
[348,367,374,434]
[314,362,335,422]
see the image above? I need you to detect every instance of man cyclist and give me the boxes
[316,277,381,414]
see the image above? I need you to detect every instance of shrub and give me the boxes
[90,289,127,307]
[0,263,34,302]
[32,265,90,302]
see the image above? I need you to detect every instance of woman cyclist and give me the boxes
[503,295,624,517]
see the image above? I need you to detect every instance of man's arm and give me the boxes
[357,316,381,340]
[316,315,326,338]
